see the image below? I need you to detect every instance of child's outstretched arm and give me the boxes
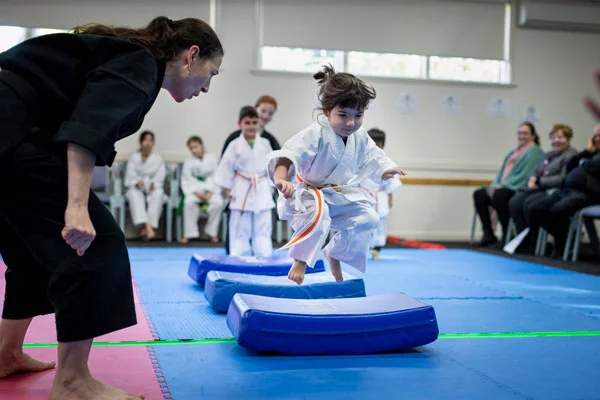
[274,158,295,198]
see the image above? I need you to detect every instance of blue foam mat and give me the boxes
[152,337,600,400]
[205,270,366,313]
[188,254,326,288]
[227,293,438,355]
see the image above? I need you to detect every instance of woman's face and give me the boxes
[256,102,276,128]
[549,129,569,153]
[140,134,155,153]
[517,124,535,146]
[164,46,222,103]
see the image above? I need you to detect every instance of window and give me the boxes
[347,51,426,79]
[32,28,68,38]
[260,46,344,73]
[429,57,508,84]
[0,26,27,53]
[257,1,512,85]
[259,46,510,85]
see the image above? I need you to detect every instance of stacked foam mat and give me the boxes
[187,254,439,355]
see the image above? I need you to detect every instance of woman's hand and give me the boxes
[149,182,155,192]
[136,181,144,189]
[584,70,600,121]
[62,204,96,256]
[527,176,539,190]
[275,178,295,198]
[382,168,407,180]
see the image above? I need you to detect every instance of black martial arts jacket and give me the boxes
[0,33,166,166]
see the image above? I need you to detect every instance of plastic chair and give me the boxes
[563,205,600,262]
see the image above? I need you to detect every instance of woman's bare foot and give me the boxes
[209,236,219,243]
[50,374,145,400]
[288,260,307,285]
[140,227,147,240]
[179,237,189,244]
[327,256,344,283]
[0,351,55,379]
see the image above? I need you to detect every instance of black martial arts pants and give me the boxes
[473,187,515,243]
[0,141,136,342]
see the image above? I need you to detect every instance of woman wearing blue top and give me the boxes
[473,122,544,246]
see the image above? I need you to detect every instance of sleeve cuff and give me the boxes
[54,121,116,166]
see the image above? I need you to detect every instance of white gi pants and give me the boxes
[229,209,273,257]
[285,190,378,272]
[182,193,224,239]
[126,188,164,228]
[371,216,387,248]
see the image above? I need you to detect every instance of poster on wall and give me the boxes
[487,97,511,117]
[439,94,462,115]
[395,93,419,114]
[523,104,541,126]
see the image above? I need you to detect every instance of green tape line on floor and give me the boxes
[22,330,600,349]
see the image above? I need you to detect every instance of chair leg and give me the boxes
[166,207,173,243]
[119,200,126,233]
[535,228,545,256]
[562,212,581,261]
[470,210,477,245]
[504,219,516,247]
[221,212,228,243]
[176,215,182,243]
[571,213,585,262]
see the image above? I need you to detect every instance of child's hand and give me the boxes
[275,179,295,198]
[382,168,407,180]
[224,189,231,199]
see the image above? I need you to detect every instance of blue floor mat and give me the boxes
[151,341,524,400]
[430,298,600,334]
[152,337,600,400]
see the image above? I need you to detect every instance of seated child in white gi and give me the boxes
[361,128,402,260]
[180,136,223,243]
[214,106,275,256]
[124,130,166,240]
[267,65,406,284]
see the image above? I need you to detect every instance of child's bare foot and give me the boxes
[0,351,55,379]
[327,256,344,283]
[288,260,307,285]
[209,236,219,243]
[50,374,145,400]
[145,224,155,240]
[179,237,189,244]
[371,249,381,260]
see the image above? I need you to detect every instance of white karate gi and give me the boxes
[361,177,402,248]
[214,136,275,256]
[180,153,223,239]
[124,152,166,228]
[267,118,397,272]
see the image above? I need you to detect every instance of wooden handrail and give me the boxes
[400,178,492,186]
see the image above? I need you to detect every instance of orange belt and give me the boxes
[235,171,266,213]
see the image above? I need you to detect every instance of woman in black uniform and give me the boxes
[0,17,222,399]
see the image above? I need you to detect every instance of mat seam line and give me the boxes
[148,346,173,400]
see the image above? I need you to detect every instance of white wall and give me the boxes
[4,0,600,240]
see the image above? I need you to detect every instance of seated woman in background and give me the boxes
[180,136,223,243]
[528,125,600,257]
[124,130,166,240]
[473,122,544,247]
[508,124,578,253]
